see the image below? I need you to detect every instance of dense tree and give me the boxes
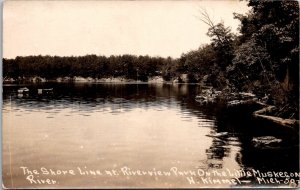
[234,0,299,92]
[229,0,299,117]
[3,54,175,82]
[227,39,273,94]
[179,45,216,83]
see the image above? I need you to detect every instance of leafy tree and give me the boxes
[230,0,299,118]
[179,44,216,83]
[3,54,174,82]
[199,10,235,71]
[234,0,299,92]
[228,39,273,94]
[207,22,235,71]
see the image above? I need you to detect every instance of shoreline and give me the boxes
[2,76,201,85]
[4,77,299,130]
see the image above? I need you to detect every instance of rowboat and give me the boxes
[17,87,29,94]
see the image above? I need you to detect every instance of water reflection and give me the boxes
[3,84,206,121]
[2,83,299,188]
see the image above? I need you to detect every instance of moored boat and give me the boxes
[17,87,29,94]
[38,88,53,95]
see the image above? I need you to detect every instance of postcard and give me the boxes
[2,0,299,189]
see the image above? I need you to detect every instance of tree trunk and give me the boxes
[253,105,299,129]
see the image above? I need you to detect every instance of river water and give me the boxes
[2,83,299,188]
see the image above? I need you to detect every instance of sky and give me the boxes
[3,0,250,59]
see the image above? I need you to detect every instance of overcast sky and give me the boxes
[3,0,249,59]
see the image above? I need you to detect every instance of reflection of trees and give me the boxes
[3,83,223,130]
[239,136,299,172]
[211,107,299,183]
[205,137,230,169]
[4,83,299,182]
[4,83,203,114]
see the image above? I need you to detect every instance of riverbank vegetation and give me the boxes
[3,1,299,119]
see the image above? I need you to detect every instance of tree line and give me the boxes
[3,54,175,81]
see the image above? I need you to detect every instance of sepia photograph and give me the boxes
[2,0,299,188]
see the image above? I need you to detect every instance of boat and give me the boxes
[17,87,29,94]
[38,88,53,95]
[206,132,228,138]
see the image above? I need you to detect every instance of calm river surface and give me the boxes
[2,83,299,188]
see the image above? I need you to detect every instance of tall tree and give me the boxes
[199,10,235,71]
[234,0,299,91]
[230,0,299,118]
